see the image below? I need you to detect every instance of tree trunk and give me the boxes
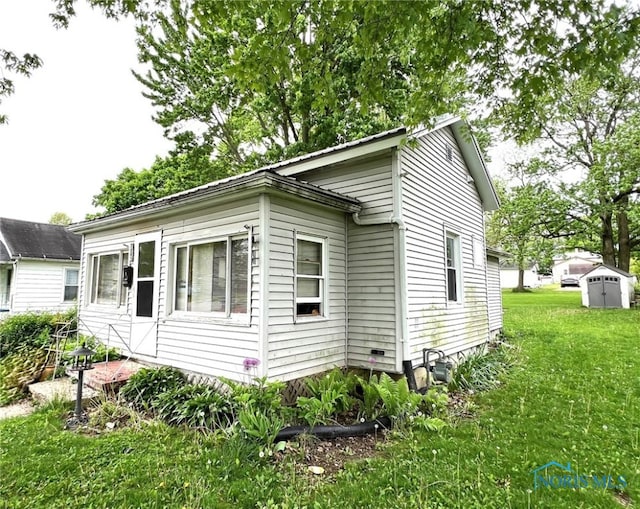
[600,211,617,267]
[617,202,630,272]
[517,268,525,292]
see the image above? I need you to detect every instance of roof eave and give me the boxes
[275,128,407,177]
[70,172,361,234]
[449,120,500,212]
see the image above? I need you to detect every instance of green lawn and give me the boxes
[1,288,638,508]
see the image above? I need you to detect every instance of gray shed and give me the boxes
[580,264,637,309]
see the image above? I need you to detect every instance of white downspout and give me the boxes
[350,148,410,373]
[392,149,410,373]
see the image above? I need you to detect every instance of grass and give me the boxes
[1,287,638,508]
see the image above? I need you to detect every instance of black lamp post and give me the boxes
[68,343,96,423]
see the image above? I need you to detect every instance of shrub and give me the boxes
[448,342,517,393]
[64,336,121,364]
[223,376,287,415]
[119,366,187,410]
[0,308,78,359]
[0,346,47,405]
[155,384,232,430]
[0,312,55,358]
[223,377,289,445]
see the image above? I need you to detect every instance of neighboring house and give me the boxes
[499,261,540,289]
[580,265,637,309]
[69,117,502,385]
[0,217,82,315]
[552,249,602,284]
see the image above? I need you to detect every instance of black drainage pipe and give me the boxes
[275,416,393,442]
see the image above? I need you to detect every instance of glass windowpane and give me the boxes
[138,241,155,278]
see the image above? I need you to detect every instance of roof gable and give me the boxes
[581,264,635,279]
[410,117,499,211]
[274,117,499,211]
[0,218,82,261]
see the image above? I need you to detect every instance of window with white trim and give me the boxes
[295,235,325,317]
[446,233,462,302]
[173,235,248,316]
[90,251,128,306]
[63,268,79,302]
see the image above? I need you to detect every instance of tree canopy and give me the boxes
[497,56,640,271]
[131,0,640,164]
[91,152,232,215]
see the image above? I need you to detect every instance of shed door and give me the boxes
[130,231,161,356]
[587,275,621,308]
[587,277,605,307]
[603,276,621,308]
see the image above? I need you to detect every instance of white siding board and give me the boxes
[77,200,262,383]
[9,260,79,314]
[401,127,491,362]
[267,197,348,380]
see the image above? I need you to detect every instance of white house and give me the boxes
[69,117,502,384]
[580,264,637,309]
[0,218,82,316]
[499,262,540,289]
[552,248,602,284]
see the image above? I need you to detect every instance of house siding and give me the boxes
[282,154,398,373]
[298,154,394,221]
[79,199,262,382]
[267,197,348,381]
[346,222,397,372]
[9,260,78,314]
[401,127,490,362]
[486,255,503,336]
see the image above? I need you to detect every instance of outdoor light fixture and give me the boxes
[68,343,96,424]
[423,348,453,388]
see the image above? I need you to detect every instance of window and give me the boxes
[295,235,325,317]
[90,252,128,306]
[63,268,79,302]
[446,233,461,302]
[173,235,248,316]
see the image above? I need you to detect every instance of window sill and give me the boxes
[295,316,329,324]
[165,313,252,327]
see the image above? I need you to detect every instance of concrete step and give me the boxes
[28,360,144,406]
[28,377,99,406]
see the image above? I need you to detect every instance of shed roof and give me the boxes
[0,217,81,261]
[580,264,635,279]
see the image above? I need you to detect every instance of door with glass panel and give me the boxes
[131,231,161,356]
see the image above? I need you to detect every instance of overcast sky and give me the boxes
[0,1,520,225]
[0,0,172,223]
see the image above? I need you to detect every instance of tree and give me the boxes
[486,174,557,292]
[131,0,640,163]
[49,212,72,225]
[91,152,232,216]
[7,1,639,133]
[498,59,640,271]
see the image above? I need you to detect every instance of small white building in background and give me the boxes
[70,117,504,385]
[0,218,82,316]
[552,248,602,283]
[580,265,637,309]
[499,262,540,289]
